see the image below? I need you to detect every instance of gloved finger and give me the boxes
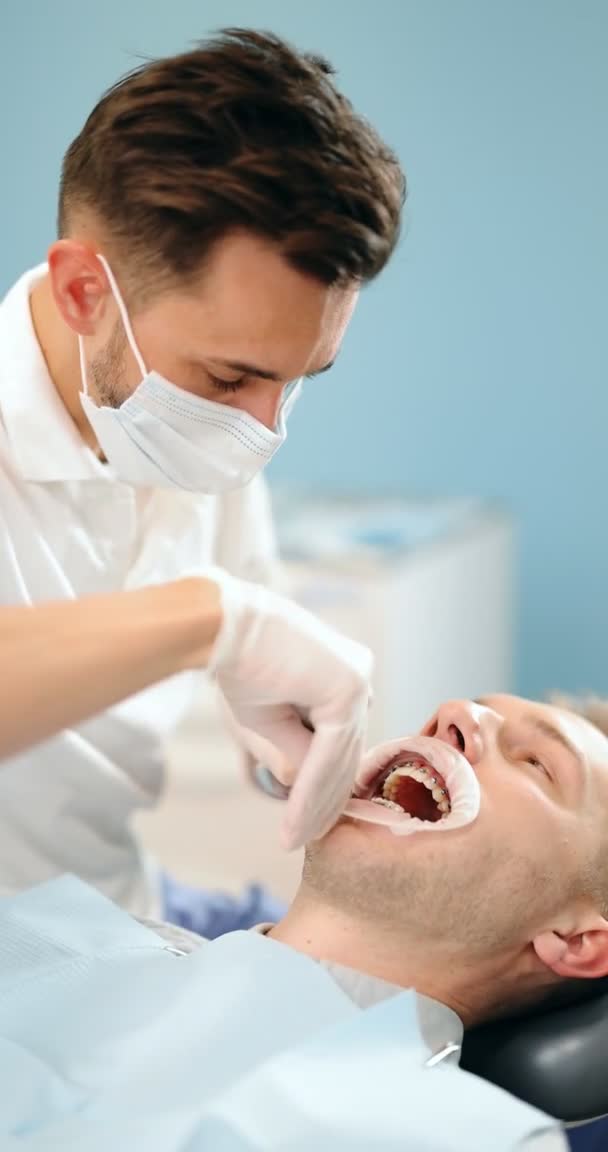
[230,705,314,787]
[229,724,292,785]
[279,721,366,851]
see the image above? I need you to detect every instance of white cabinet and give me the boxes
[274,495,514,744]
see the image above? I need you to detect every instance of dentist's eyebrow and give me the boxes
[211,358,335,381]
[305,360,335,379]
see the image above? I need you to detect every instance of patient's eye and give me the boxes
[521,753,549,777]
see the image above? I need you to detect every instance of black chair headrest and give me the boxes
[460,975,608,1123]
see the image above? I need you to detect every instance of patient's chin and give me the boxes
[305,815,403,881]
[303,819,358,873]
[328,814,438,848]
[305,816,354,851]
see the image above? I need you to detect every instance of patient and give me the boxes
[267,694,608,1025]
[1,693,606,1149]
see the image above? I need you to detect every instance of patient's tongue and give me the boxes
[390,777,442,823]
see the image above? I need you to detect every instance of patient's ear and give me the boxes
[534,915,608,979]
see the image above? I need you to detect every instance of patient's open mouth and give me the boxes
[344,735,480,836]
[370,757,451,822]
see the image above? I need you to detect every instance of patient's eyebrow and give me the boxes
[521,715,582,761]
[520,715,586,799]
[474,699,585,792]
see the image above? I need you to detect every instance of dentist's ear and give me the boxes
[47,241,110,335]
[534,915,608,979]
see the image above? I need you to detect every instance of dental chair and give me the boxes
[461,974,608,1150]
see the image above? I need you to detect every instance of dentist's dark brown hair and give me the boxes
[59,28,405,300]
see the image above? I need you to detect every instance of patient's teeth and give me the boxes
[390,766,445,793]
[372,797,406,813]
[393,766,426,784]
[380,760,452,820]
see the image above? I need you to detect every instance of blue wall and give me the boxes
[2,0,607,698]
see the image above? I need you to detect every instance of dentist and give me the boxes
[0,29,403,933]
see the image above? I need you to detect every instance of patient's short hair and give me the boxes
[550,693,608,741]
[550,693,608,918]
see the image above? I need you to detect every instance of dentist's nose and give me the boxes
[423,700,486,766]
[238,382,285,429]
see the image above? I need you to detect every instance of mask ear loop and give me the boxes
[95,253,148,377]
[78,335,91,397]
[276,377,302,434]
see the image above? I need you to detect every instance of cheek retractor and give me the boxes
[343,735,481,837]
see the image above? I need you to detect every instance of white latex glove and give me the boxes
[207,568,372,851]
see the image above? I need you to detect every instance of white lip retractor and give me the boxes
[344,735,481,836]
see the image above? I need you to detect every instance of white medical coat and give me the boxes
[0,265,280,917]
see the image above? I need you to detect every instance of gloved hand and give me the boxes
[206,568,372,851]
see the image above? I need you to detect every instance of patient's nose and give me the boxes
[424,700,485,765]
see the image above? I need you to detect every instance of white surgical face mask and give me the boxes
[79,254,301,492]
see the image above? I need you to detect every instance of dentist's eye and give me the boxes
[209,375,246,394]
